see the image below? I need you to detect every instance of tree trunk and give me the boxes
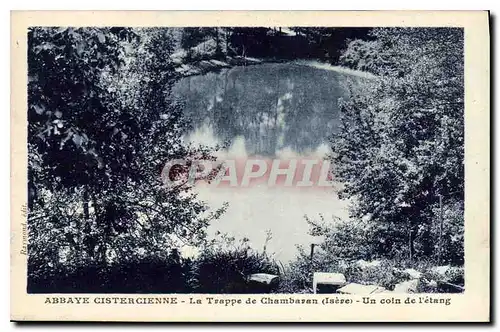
[408,219,414,263]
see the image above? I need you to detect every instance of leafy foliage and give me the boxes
[27,27,226,290]
[331,28,464,263]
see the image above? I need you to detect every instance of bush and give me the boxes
[281,249,464,293]
[191,233,279,293]
[339,39,382,73]
[28,249,191,293]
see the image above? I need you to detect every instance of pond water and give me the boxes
[172,62,358,263]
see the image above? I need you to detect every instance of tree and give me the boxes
[180,28,207,60]
[27,27,226,288]
[28,27,134,275]
[330,28,464,263]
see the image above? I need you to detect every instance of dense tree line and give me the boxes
[177,27,372,63]
[324,28,464,264]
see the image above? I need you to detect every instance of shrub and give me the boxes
[28,249,191,293]
[191,233,280,293]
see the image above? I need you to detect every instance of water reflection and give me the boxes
[172,63,354,262]
[173,63,348,156]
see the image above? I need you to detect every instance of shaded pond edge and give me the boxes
[175,56,375,80]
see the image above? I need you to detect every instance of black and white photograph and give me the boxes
[24,24,468,296]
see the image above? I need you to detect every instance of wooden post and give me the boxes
[310,243,316,262]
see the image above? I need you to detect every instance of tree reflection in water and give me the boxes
[173,63,350,157]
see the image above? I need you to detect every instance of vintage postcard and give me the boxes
[10,11,490,322]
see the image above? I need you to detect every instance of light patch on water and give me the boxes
[275,143,330,159]
[186,133,347,263]
[184,131,347,263]
[314,143,331,157]
[275,147,299,159]
[195,184,348,263]
[226,136,248,157]
[184,123,219,148]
